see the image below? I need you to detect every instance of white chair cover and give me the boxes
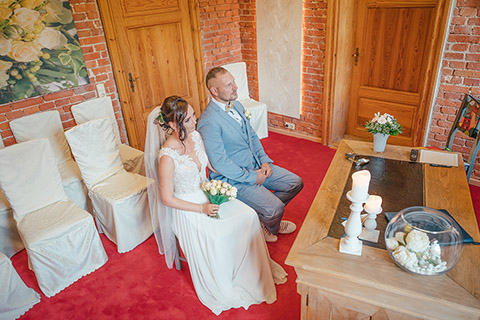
[0,141,23,258]
[0,192,23,258]
[0,191,24,258]
[65,117,123,189]
[65,118,153,253]
[223,62,250,101]
[71,97,145,175]
[0,139,108,297]
[222,61,269,139]
[71,97,121,144]
[9,111,90,211]
[240,98,269,139]
[0,252,40,320]
[9,111,71,164]
[0,139,68,220]
[145,107,177,269]
[118,143,144,174]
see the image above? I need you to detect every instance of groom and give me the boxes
[197,67,303,242]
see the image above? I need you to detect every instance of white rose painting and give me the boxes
[0,0,89,103]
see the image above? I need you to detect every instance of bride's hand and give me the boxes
[202,203,219,216]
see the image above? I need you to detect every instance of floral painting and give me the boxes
[0,0,89,104]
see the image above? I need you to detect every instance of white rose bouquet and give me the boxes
[364,112,402,136]
[201,180,237,219]
[386,227,446,275]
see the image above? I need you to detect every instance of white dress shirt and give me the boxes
[211,98,243,127]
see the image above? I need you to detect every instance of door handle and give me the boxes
[353,48,359,66]
[128,72,136,92]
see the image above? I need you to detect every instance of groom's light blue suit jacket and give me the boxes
[197,100,272,185]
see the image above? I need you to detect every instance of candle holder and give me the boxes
[359,205,382,243]
[339,191,369,256]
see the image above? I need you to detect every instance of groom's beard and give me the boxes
[230,90,238,101]
[220,90,237,102]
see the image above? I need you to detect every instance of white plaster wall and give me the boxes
[256,0,302,119]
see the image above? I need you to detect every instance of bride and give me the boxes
[144,95,287,315]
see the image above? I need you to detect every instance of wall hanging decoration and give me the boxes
[0,0,89,104]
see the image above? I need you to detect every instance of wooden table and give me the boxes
[286,139,480,320]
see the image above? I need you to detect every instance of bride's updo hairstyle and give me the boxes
[157,95,189,141]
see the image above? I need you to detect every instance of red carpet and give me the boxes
[12,132,480,319]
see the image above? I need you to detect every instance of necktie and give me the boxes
[226,101,233,113]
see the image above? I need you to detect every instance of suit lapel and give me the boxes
[233,103,250,136]
[213,103,248,143]
[233,102,261,167]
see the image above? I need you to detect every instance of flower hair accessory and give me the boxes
[154,110,165,125]
[244,109,252,120]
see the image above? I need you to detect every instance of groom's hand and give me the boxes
[261,162,273,177]
[255,169,267,184]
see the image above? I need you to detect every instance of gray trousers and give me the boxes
[232,164,303,235]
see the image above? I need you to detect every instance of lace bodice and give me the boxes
[158,131,208,195]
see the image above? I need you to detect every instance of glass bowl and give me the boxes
[385,206,463,276]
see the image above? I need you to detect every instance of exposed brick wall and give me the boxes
[267,0,326,137]
[198,0,260,102]
[199,0,327,138]
[0,0,125,147]
[198,0,243,72]
[239,0,258,100]
[426,0,480,180]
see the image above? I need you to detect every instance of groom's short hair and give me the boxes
[206,67,228,89]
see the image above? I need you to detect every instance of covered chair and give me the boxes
[0,252,40,319]
[71,97,145,175]
[0,139,23,258]
[0,139,108,297]
[445,93,480,181]
[65,118,153,253]
[222,61,269,139]
[9,111,90,211]
[0,191,23,258]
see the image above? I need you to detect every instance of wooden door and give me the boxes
[347,0,448,146]
[98,0,206,150]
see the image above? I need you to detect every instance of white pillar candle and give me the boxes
[351,170,371,200]
[364,195,382,212]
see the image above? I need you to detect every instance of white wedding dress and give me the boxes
[158,130,287,315]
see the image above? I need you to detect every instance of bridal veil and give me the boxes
[145,107,177,269]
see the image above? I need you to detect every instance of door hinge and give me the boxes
[306,293,309,306]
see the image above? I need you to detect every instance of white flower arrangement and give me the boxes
[386,228,447,275]
[244,109,252,120]
[364,112,402,136]
[201,180,237,219]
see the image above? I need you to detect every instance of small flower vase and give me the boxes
[373,133,389,153]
